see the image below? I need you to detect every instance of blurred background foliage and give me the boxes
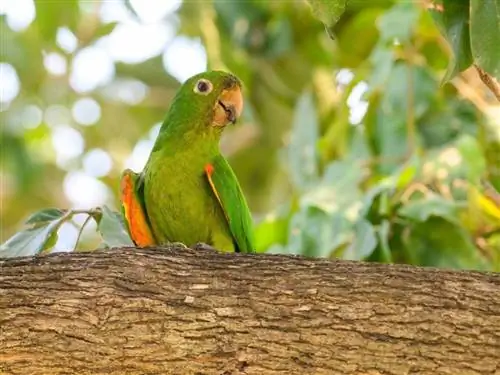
[1,0,499,271]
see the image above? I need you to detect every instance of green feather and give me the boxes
[206,155,255,253]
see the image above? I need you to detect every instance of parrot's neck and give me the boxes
[146,124,221,177]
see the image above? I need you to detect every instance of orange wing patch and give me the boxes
[205,163,230,223]
[121,171,156,247]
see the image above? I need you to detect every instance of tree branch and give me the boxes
[1,247,499,375]
[475,64,500,102]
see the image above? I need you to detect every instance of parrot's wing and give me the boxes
[204,155,255,253]
[120,169,157,247]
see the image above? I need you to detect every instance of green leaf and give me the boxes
[265,17,294,58]
[287,206,351,257]
[431,0,473,82]
[336,9,382,67]
[343,219,377,260]
[398,195,461,225]
[470,0,500,79]
[302,160,363,214]
[365,64,436,174]
[42,230,59,253]
[97,205,134,248]
[361,159,419,218]
[376,220,393,263]
[405,217,489,270]
[307,0,347,38]
[481,112,500,191]
[25,208,66,225]
[254,210,291,253]
[418,98,478,148]
[0,221,61,258]
[377,1,420,43]
[456,134,486,183]
[367,46,395,89]
[288,91,320,192]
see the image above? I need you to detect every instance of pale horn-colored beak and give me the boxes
[213,82,243,127]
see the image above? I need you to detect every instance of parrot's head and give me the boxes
[167,70,244,140]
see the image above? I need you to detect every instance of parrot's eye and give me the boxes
[194,79,213,95]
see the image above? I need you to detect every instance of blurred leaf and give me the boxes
[0,133,40,193]
[470,0,500,79]
[287,206,351,257]
[406,217,488,270]
[343,219,377,260]
[265,17,294,58]
[115,56,179,88]
[481,112,500,191]
[307,0,347,38]
[469,186,500,222]
[25,208,65,225]
[254,210,291,252]
[288,91,320,191]
[361,159,418,219]
[94,22,119,40]
[431,0,473,82]
[378,1,419,43]
[419,98,478,148]
[456,134,486,183]
[336,9,381,67]
[123,0,141,20]
[376,220,393,262]
[34,0,79,42]
[97,205,134,248]
[366,64,436,174]
[398,195,461,225]
[367,46,395,89]
[302,160,363,213]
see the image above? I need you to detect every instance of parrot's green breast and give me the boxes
[144,144,235,252]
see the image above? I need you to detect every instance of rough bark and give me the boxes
[0,247,499,375]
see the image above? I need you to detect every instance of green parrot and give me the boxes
[120,70,255,253]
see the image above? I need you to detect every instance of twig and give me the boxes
[474,64,500,102]
[74,214,93,251]
[400,182,433,202]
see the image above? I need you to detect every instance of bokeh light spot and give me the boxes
[129,0,181,23]
[70,46,115,93]
[63,171,111,208]
[72,97,101,126]
[0,63,21,104]
[102,79,148,105]
[162,36,207,83]
[149,122,161,141]
[2,0,35,32]
[56,27,78,54]
[23,105,43,129]
[83,148,113,177]
[51,126,85,164]
[44,52,67,76]
[347,81,369,125]
[124,139,154,171]
[103,22,174,64]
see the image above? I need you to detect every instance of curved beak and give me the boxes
[214,84,243,126]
